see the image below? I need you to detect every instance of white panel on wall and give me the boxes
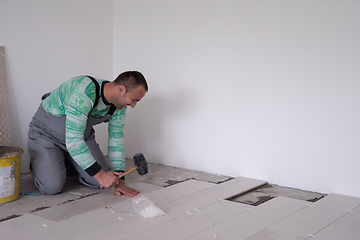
[0,46,12,146]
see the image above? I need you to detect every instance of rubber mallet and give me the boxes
[117,153,148,179]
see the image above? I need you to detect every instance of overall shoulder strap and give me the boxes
[86,76,100,110]
[107,105,117,116]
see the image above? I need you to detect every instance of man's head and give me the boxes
[114,71,148,93]
[107,71,148,110]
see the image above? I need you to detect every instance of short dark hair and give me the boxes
[114,71,148,92]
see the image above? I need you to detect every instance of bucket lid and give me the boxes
[0,146,24,159]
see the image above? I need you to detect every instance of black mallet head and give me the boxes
[133,153,148,175]
[116,153,149,179]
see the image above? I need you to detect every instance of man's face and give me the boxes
[115,85,147,110]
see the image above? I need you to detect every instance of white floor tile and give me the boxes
[246,193,360,240]
[32,182,161,222]
[64,179,218,240]
[2,170,359,240]
[63,177,265,240]
[186,196,308,240]
[310,205,360,240]
[129,200,249,240]
[0,214,55,239]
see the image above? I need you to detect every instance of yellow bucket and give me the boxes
[0,146,23,204]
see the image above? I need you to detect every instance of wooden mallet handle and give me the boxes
[99,166,137,188]
[116,166,137,179]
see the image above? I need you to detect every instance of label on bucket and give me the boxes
[0,165,15,198]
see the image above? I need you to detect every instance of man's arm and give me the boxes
[65,92,99,172]
[107,108,127,172]
[65,92,118,188]
[107,108,140,196]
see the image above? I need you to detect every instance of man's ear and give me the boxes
[118,85,126,95]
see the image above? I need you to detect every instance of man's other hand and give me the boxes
[114,178,140,197]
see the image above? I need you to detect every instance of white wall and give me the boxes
[1,0,359,198]
[0,0,113,172]
[114,0,360,198]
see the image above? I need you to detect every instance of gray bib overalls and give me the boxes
[28,77,115,195]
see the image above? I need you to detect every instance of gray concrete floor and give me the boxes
[228,183,326,206]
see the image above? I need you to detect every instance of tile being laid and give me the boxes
[125,160,231,187]
[186,196,308,240]
[246,193,360,240]
[144,179,217,203]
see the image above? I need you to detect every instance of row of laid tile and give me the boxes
[185,196,308,240]
[245,193,360,240]
[313,204,360,240]
[5,175,360,240]
[64,177,267,240]
[126,191,360,240]
[31,183,162,222]
[1,182,160,240]
[2,176,268,240]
